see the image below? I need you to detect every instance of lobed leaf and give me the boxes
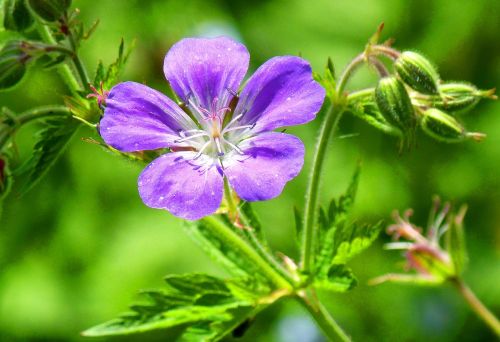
[83,273,267,341]
[314,264,358,292]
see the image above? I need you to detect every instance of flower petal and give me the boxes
[164,37,249,110]
[235,56,325,133]
[224,132,304,201]
[138,152,223,220]
[100,81,196,152]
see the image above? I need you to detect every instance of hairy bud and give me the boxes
[348,91,403,137]
[3,0,34,32]
[0,41,31,90]
[27,0,72,22]
[375,76,416,134]
[395,51,440,95]
[428,82,496,114]
[421,108,485,143]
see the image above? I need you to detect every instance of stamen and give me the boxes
[214,137,225,156]
[193,141,211,159]
[175,132,208,143]
[179,129,206,138]
[223,140,244,154]
[222,124,254,134]
[223,113,243,131]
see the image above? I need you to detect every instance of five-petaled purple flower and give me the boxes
[99,37,325,220]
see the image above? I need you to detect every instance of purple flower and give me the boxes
[100,37,325,220]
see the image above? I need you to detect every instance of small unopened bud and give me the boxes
[27,0,72,22]
[421,108,485,143]
[348,91,403,137]
[375,76,416,134]
[3,0,34,32]
[0,41,31,90]
[395,51,440,95]
[431,82,496,114]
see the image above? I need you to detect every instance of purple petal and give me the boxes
[100,82,196,152]
[235,56,325,133]
[138,152,223,220]
[164,37,249,110]
[224,132,304,201]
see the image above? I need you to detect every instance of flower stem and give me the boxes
[451,278,500,336]
[223,179,297,285]
[296,294,351,341]
[37,24,82,94]
[300,54,367,274]
[203,215,293,291]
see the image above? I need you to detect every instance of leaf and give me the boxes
[445,206,468,275]
[94,38,134,88]
[314,58,337,100]
[314,264,358,292]
[330,222,382,265]
[16,115,79,194]
[83,273,266,341]
[239,201,265,244]
[184,216,272,290]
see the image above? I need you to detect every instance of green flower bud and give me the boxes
[27,0,72,22]
[375,76,416,133]
[348,90,403,137]
[425,82,495,114]
[395,51,440,95]
[0,41,30,90]
[3,0,34,32]
[421,108,485,143]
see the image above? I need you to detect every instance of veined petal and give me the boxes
[138,152,223,220]
[224,132,304,201]
[100,82,197,152]
[235,56,325,133]
[164,37,249,110]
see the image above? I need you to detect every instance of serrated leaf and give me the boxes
[83,273,267,341]
[17,115,78,194]
[314,264,358,292]
[331,222,382,264]
[94,38,134,89]
[184,216,272,290]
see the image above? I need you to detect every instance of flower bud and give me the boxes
[375,76,416,133]
[27,0,72,22]
[348,91,402,137]
[420,108,485,143]
[395,51,440,95]
[430,82,495,114]
[0,41,30,90]
[3,0,34,32]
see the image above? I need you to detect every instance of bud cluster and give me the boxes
[348,49,495,147]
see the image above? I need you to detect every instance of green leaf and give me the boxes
[314,264,358,292]
[330,221,382,264]
[239,202,265,244]
[16,115,78,194]
[184,216,272,290]
[94,38,134,88]
[446,206,468,275]
[313,58,336,100]
[83,273,266,341]
[3,0,34,32]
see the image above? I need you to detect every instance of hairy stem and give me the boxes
[0,106,71,149]
[451,278,500,336]
[223,180,297,285]
[203,215,293,290]
[37,24,81,93]
[297,294,351,341]
[67,28,91,91]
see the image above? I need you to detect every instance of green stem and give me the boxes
[37,24,81,94]
[297,295,351,341]
[67,30,91,91]
[0,106,70,150]
[451,278,500,336]
[223,180,297,285]
[203,215,293,290]
[300,55,367,274]
[300,104,344,273]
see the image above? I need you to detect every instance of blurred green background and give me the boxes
[1,0,499,341]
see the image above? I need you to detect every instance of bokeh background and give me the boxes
[1,0,499,341]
